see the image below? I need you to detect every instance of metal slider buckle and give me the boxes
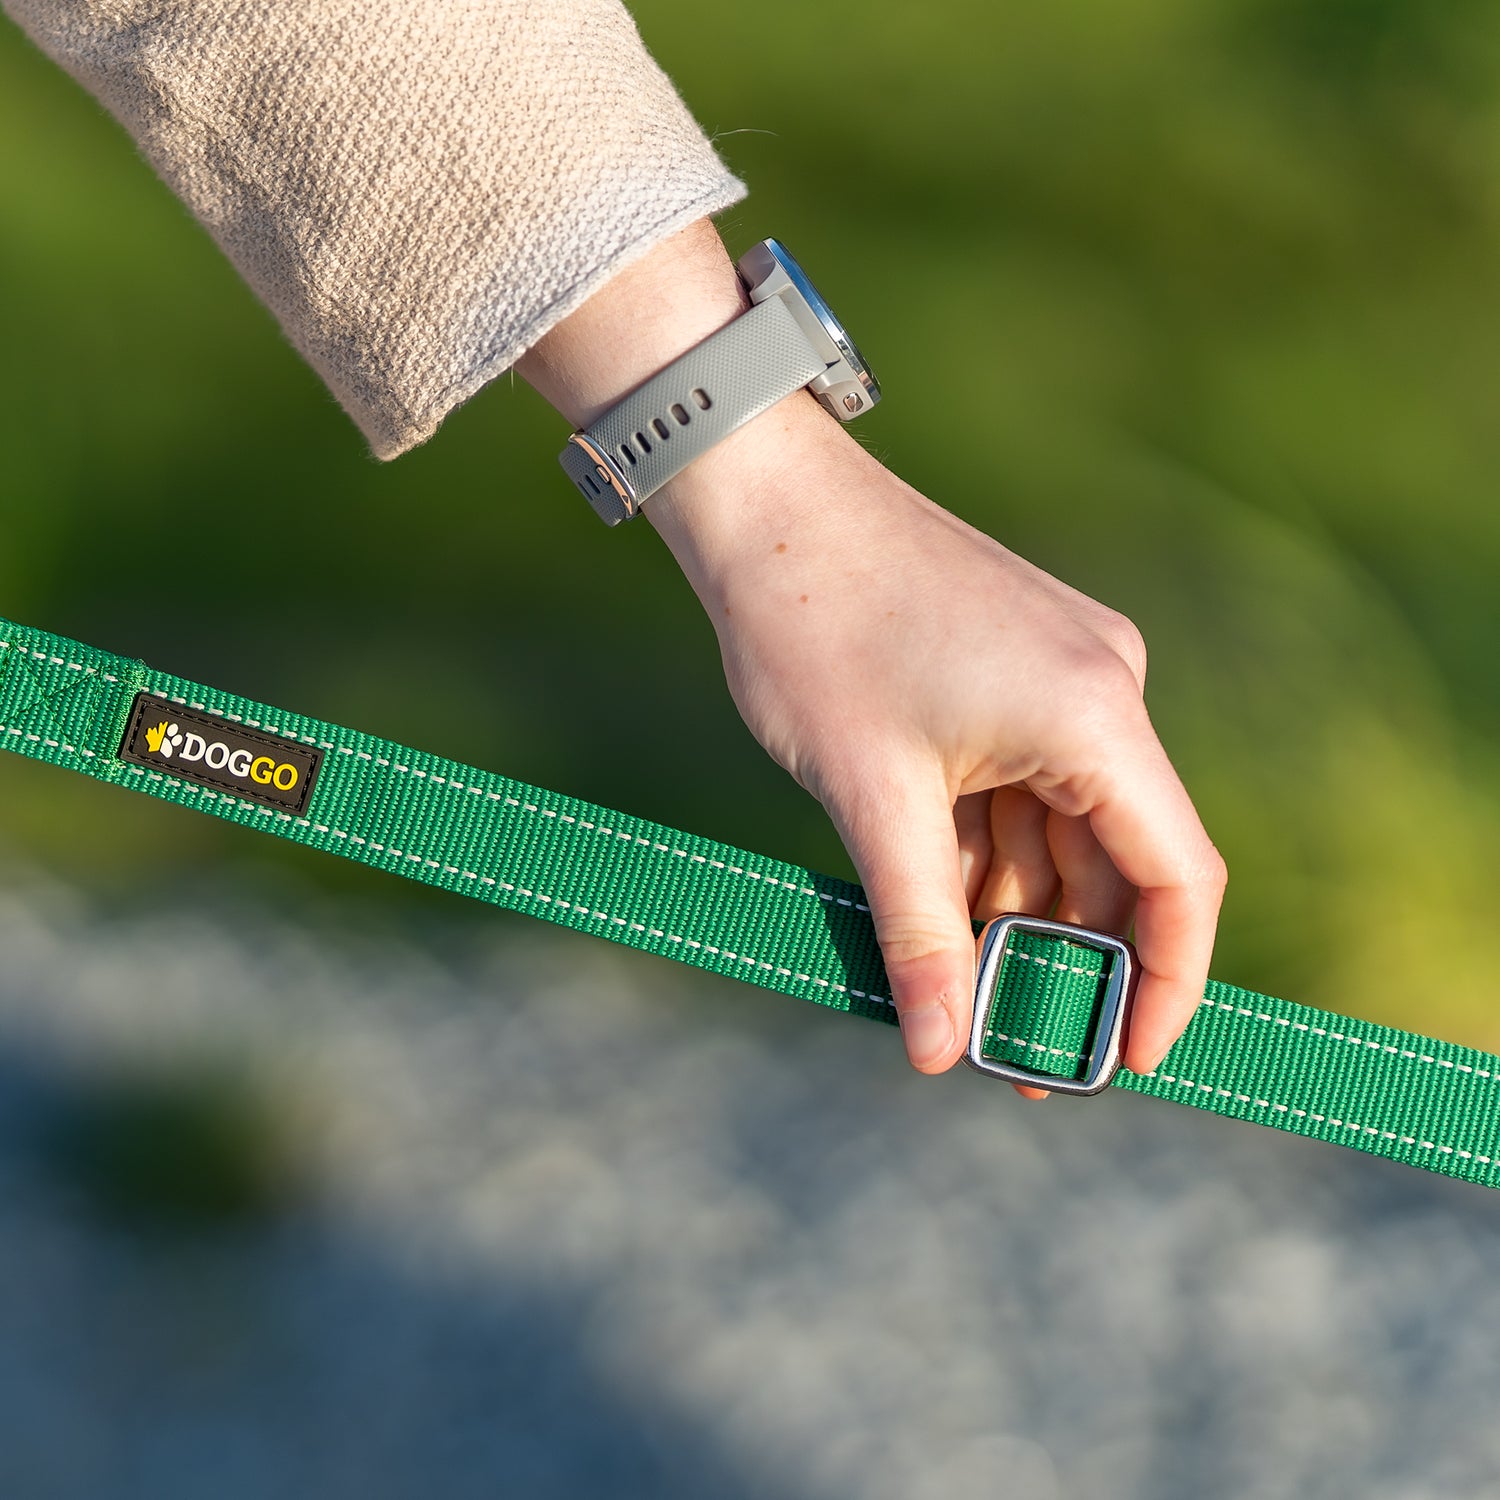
[964,914,1138,1096]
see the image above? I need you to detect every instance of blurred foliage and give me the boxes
[41,1062,300,1232]
[2,0,1500,1045]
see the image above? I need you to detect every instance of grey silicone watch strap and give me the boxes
[559,295,826,525]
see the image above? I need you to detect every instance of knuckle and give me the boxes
[1097,608,1148,684]
[1177,843,1229,905]
[1065,647,1149,739]
[876,921,959,970]
[1202,845,1230,897]
[1058,627,1144,708]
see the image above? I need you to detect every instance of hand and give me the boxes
[517,219,1226,1083]
[646,394,1226,1085]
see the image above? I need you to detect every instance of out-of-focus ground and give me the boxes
[1,865,1497,1500]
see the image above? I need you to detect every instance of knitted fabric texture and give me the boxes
[3,0,748,457]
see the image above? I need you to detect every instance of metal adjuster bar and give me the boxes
[562,433,641,525]
[965,914,1138,1096]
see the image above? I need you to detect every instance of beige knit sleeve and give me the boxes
[3,0,747,457]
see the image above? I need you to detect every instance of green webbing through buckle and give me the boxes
[965,915,1137,1096]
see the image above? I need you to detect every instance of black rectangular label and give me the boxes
[118,693,323,815]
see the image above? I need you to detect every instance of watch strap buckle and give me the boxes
[561,433,640,526]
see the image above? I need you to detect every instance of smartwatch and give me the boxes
[558,238,880,525]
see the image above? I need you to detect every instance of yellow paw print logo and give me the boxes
[144,720,183,758]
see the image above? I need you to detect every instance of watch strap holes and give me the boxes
[670,403,690,426]
[618,443,637,466]
[634,430,652,455]
[690,387,712,410]
[652,417,671,440]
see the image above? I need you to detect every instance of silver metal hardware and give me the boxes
[737,238,880,422]
[964,914,1137,1096]
[564,433,639,524]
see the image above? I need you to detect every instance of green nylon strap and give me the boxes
[4,614,1499,1192]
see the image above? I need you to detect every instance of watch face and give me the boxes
[757,240,881,409]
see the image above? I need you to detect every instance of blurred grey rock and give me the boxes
[0,869,1496,1500]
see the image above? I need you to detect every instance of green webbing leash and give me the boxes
[4,614,1499,1192]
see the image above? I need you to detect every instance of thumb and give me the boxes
[829,768,974,1074]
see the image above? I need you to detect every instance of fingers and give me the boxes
[934,733,1222,1087]
[830,769,975,1075]
[1048,811,1136,934]
[975,787,1058,920]
[953,792,993,911]
[1070,730,1227,1077]
[966,788,1061,1101]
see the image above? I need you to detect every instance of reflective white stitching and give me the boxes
[107,766,893,1009]
[206,694,874,914]
[1,642,119,685]
[1010,949,1101,980]
[1146,1069,1496,1168]
[987,1030,1083,1064]
[1198,996,1493,1083]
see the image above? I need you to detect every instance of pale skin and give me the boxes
[517,219,1227,1090]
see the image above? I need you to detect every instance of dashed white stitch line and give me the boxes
[2,644,874,980]
[1,644,118,687]
[287,718,878,912]
[1012,949,1102,980]
[1201,996,1494,1084]
[1146,1070,1496,1168]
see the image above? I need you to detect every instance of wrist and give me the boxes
[514,218,748,431]
[644,388,863,593]
[521,219,881,582]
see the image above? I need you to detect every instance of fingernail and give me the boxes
[899,1004,955,1070]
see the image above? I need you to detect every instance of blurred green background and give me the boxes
[3,0,1499,1048]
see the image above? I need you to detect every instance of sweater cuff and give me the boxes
[6,0,749,457]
